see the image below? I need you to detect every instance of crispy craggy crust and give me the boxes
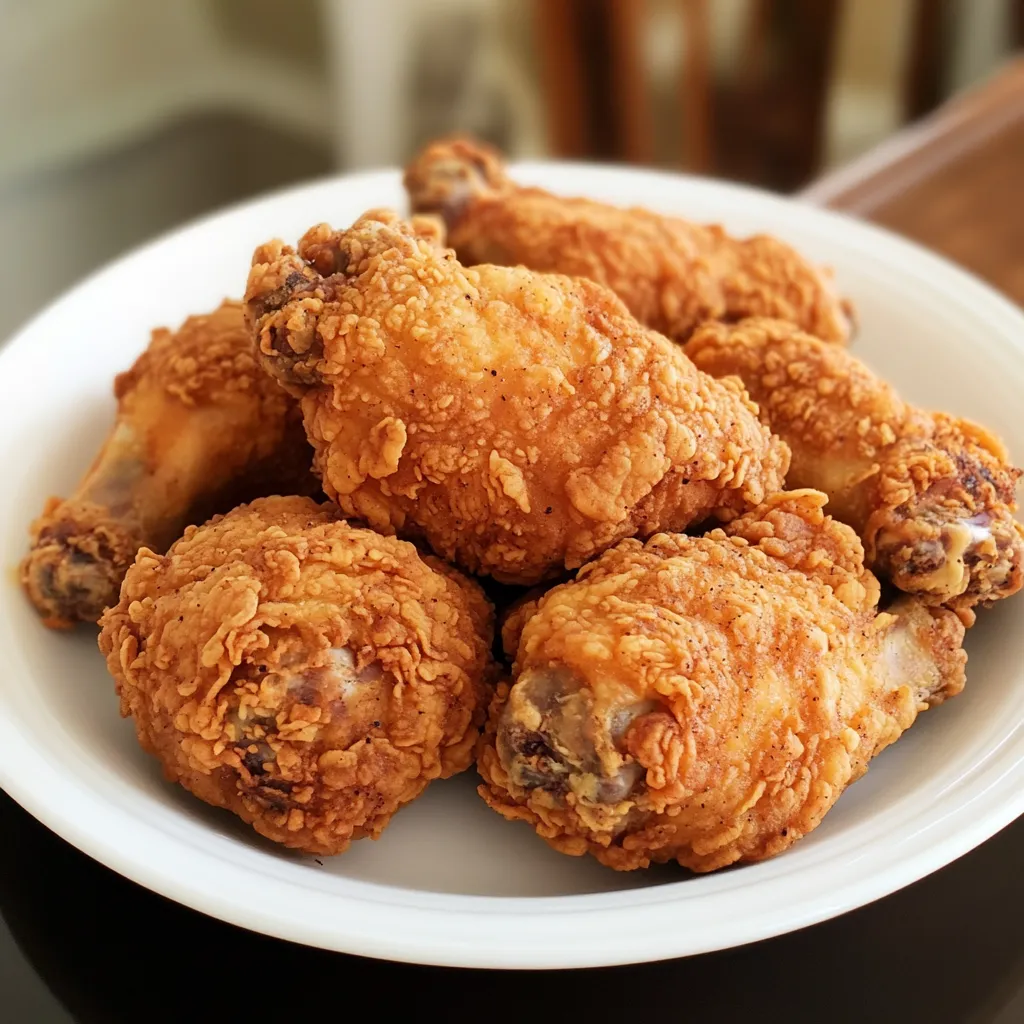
[477,491,966,872]
[244,209,790,585]
[21,301,316,627]
[688,318,1024,613]
[98,496,496,855]
[404,136,852,344]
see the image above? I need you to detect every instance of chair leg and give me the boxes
[903,0,949,122]
[678,0,713,172]
[533,0,590,157]
[720,0,842,190]
[607,0,655,164]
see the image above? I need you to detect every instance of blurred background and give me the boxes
[1,0,1021,340]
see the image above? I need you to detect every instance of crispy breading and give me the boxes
[21,301,316,627]
[404,136,852,344]
[98,495,496,856]
[688,318,1024,614]
[244,210,790,585]
[478,490,966,871]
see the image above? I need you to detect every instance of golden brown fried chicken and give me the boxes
[21,300,316,628]
[404,136,852,344]
[99,495,495,856]
[688,319,1024,616]
[245,210,790,585]
[478,490,966,872]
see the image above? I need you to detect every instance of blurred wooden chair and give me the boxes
[533,0,962,191]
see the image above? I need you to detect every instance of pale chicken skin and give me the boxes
[404,136,852,345]
[21,300,316,627]
[688,318,1024,616]
[245,209,790,585]
[478,490,967,872]
[99,496,496,856]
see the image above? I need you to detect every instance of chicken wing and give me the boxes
[404,136,852,344]
[688,318,1024,616]
[477,490,967,872]
[245,210,790,585]
[21,300,316,628]
[98,495,496,856]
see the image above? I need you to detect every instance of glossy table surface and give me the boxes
[4,59,1024,1024]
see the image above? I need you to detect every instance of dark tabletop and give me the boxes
[4,787,1024,1023]
[5,60,1024,1024]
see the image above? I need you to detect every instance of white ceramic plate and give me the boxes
[1,165,1023,970]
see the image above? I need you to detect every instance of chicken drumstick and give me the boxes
[404,136,852,344]
[687,318,1024,617]
[22,300,315,627]
[478,490,967,872]
[245,209,790,585]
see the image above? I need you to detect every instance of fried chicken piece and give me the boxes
[98,495,495,855]
[477,490,967,872]
[245,210,790,585]
[21,300,316,628]
[688,319,1024,616]
[403,136,852,345]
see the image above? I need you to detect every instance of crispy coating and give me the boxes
[245,209,790,585]
[98,496,495,856]
[404,136,852,344]
[22,301,316,628]
[688,318,1024,615]
[478,490,967,872]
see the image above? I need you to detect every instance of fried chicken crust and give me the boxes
[688,318,1024,615]
[244,210,790,585]
[477,491,966,872]
[98,496,495,856]
[404,136,852,344]
[21,300,316,628]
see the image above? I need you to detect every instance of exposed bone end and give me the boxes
[495,665,655,817]
[226,646,388,812]
[404,136,509,227]
[869,501,1024,610]
[244,244,326,391]
[247,211,449,393]
[21,499,143,626]
[877,596,967,710]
